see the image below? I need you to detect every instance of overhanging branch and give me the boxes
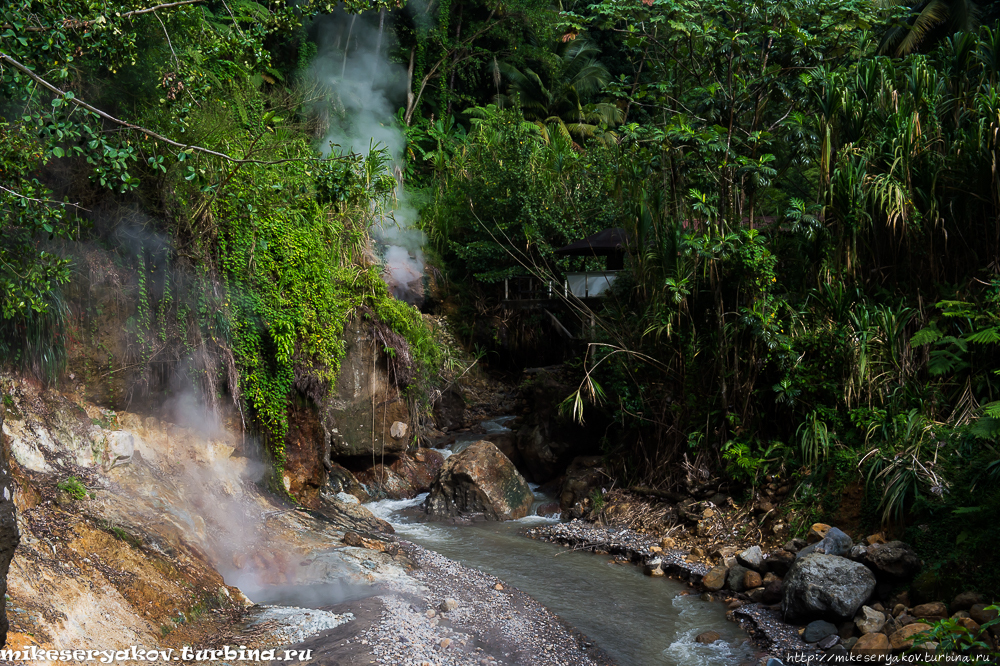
[0,51,339,166]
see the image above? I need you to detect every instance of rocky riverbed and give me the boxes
[526,517,999,663]
[526,520,817,659]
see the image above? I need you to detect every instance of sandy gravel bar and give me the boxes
[526,520,710,582]
[731,604,819,659]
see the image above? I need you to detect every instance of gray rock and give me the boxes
[327,319,412,457]
[863,541,922,580]
[737,545,764,571]
[952,591,983,611]
[818,634,840,649]
[797,527,853,559]
[784,538,807,553]
[439,598,459,612]
[727,564,752,592]
[763,549,796,576]
[854,605,886,634]
[781,553,876,623]
[803,619,839,643]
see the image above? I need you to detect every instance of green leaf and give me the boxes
[51,146,65,158]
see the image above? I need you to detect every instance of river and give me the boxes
[363,418,754,666]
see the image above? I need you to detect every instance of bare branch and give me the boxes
[0,184,90,211]
[0,51,340,166]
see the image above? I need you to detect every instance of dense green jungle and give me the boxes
[4,0,1000,618]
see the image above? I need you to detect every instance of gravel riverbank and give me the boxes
[266,540,615,666]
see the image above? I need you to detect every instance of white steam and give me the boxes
[309,11,426,305]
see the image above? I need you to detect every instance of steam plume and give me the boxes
[308,11,426,305]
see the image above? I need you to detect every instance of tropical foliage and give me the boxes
[4,0,1000,594]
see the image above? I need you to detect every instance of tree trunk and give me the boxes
[405,47,416,125]
[446,3,464,118]
[0,402,20,648]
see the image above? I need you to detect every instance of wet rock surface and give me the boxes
[557,456,606,511]
[730,603,819,657]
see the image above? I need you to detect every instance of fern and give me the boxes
[967,327,1000,344]
[910,325,942,346]
[969,417,1000,440]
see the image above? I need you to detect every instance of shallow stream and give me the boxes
[363,417,754,666]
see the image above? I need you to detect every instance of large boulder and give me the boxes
[396,448,445,493]
[351,448,446,500]
[782,553,876,623]
[354,463,417,499]
[424,441,534,520]
[1,408,21,647]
